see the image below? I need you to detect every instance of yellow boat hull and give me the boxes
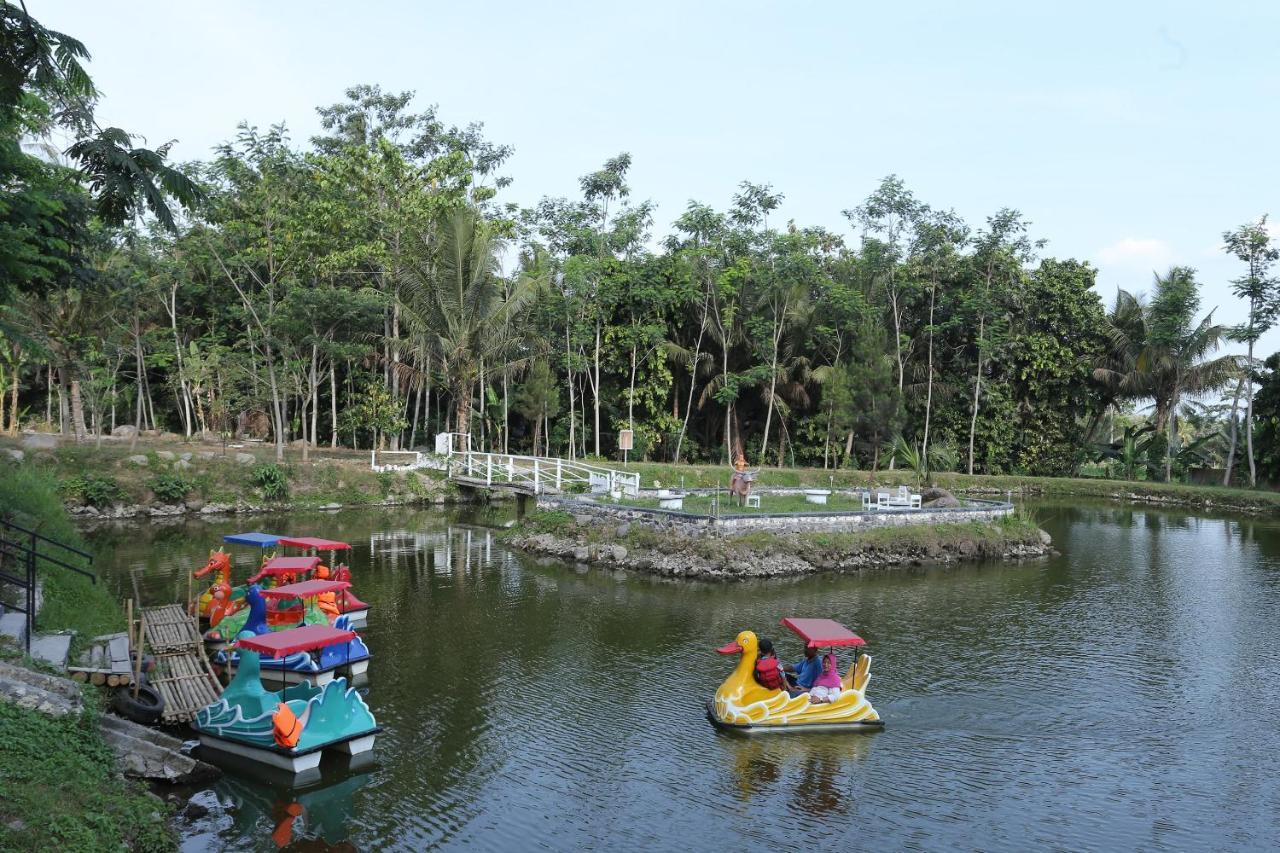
[709,631,884,732]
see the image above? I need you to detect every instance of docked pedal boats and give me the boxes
[708,617,883,733]
[213,585,371,686]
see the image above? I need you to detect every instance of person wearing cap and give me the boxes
[783,644,822,692]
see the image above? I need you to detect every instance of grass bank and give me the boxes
[0,699,173,852]
[614,462,1280,515]
[0,435,459,517]
[0,470,173,851]
[0,466,123,645]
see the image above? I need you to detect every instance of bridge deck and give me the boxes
[452,476,554,497]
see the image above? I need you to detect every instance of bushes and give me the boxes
[57,473,124,509]
[146,471,193,504]
[249,463,289,500]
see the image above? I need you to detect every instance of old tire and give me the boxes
[112,683,164,726]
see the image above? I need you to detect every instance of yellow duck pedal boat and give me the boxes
[708,618,884,733]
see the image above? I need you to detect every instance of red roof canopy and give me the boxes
[235,625,356,657]
[260,579,350,599]
[780,617,866,648]
[255,556,322,577]
[278,536,351,551]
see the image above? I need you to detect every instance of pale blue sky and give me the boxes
[41,0,1280,360]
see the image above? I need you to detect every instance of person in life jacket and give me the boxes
[754,637,786,692]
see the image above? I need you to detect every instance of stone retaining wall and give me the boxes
[536,492,1014,534]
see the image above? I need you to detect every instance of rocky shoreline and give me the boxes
[506,512,1053,580]
[66,490,462,522]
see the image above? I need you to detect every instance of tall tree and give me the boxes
[1223,216,1279,486]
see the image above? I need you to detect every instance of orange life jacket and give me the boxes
[755,656,784,690]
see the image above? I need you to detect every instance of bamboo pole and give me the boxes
[132,613,145,700]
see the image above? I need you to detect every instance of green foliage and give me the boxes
[250,463,289,500]
[58,472,124,508]
[1251,353,1280,484]
[375,470,396,497]
[0,467,121,644]
[146,470,193,503]
[0,703,173,852]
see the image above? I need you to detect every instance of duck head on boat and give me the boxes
[708,618,883,733]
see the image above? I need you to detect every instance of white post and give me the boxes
[467,452,474,477]
[371,449,376,471]
[556,459,562,490]
[507,455,514,482]
[486,455,492,486]
[534,460,541,494]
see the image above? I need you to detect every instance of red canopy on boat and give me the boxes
[235,624,356,657]
[780,617,867,648]
[278,536,351,551]
[260,579,350,599]
[255,556,322,576]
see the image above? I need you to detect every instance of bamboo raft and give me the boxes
[135,602,223,724]
[142,603,205,652]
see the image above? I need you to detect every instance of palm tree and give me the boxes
[397,207,538,440]
[1094,268,1238,480]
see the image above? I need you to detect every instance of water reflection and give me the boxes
[88,501,1280,852]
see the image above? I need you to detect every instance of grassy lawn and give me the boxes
[618,491,876,515]
[0,701,173,852]
[610,461,1280,513]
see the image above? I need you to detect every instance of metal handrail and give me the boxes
[2,519,94,560]
[450,451,641,496]
[0,520,96,583]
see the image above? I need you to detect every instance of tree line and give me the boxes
[3,5,1278,484]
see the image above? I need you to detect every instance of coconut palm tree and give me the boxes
[397,206,539,439]
[1094,268,1238,480]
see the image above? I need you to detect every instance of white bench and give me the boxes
[804,489,831,505]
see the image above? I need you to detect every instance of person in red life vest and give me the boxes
[753,637,787,693]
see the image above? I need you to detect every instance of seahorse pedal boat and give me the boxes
[708,617,884,733]
[193,625,379,776]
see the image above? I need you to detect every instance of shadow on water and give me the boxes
[86,498,1280,851]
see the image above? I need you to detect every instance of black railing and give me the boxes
[0,519,95,653]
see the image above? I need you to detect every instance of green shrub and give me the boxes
[58,473,125,508]
[249,463,289,500]
[147,471,193,504]
[376,470,396,497]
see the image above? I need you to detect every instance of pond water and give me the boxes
[86,500,1280,851]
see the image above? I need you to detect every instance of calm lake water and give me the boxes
[86,500,1280,851]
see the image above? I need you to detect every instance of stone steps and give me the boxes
[98,713,220,785]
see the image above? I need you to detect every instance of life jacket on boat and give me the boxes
[754,656,785,691]
[272,702,303,749]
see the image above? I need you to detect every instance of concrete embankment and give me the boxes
[506,508,1052,580]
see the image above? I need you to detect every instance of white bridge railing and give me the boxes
[449,448,640,497]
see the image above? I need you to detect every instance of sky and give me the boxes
[37,0,1280,359]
